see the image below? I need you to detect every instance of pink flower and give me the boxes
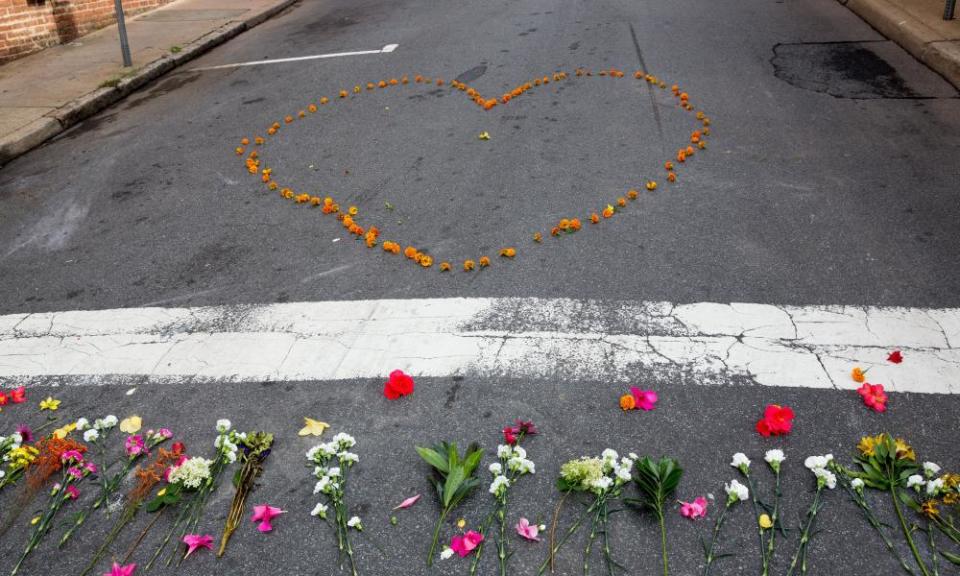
[61,450,84,464]
[679,497,708,519]
[85,462,98,474]
[65,485,80,500]
[67,467,83,479]
[182,534,213,558]
[125,435,146,457]
[102,562,136,576]
[16,424,33,443]
[450,530,484,557]
[630,387,658,411]
[251,504,285,533]
[393,494,421,510]
[504,419,538,445]
[858,382,888,413]
[515,517,541,541]
[157,428,173,439]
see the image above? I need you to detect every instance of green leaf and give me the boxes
[416,447,449,474]
[940,550,960,566]
[443,467,466,508]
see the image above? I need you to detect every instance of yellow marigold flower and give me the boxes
[255,137,265,145]
[646,181,658,191]
[39,396,60,411]
[339,90,348,98]
[420,255,433,268]
[354,85,362,93]
[463,260,476,271]
[320,97,329,105]
[627,189,638,200]
[298,110,306,118]
[479,256,490,267]
[348,206,359,216]
[499,248,516,258]
[268,182,278,191]
[235,147,244,155]
[439,262,451,271]
[310,197,322,206]
[533,232,542,242]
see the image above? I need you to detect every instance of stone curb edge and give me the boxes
[0,0,298,167]
[838,0,960,90]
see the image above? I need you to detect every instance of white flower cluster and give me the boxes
[307,431,358,515]
[804,454,836,490]
[0,434,23,471]
[489,474,511,496]
[851,478,865,492]
[216,419,232,433]
[488,444,536,498]
[589,449,634,494]
[214,429,240,464]
[725,479,749,503]
[91,415,118,431]
[168,456,213,489]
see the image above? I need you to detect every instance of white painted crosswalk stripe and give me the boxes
[0,298,957,393]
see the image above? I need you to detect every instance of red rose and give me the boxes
[383,369,415,400]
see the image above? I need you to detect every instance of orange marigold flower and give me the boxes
[483,99,497,110]
[420,255,433,267]
[677,150,686,163]
[268,182,278,190]
[366,237,377,248]
[414,75,424,83]
[667,172,677,182]
[348,206,358,216]
[551,226,561,237]
[499,247,516,258]
[378,80,387,88]
[323,197,333,206]
[602,205,615,218]
[696,111,705,120]
[401,76,409,84]
[646,181,657,191]
[310,196,321,206]
[686,145,695,156]
[479,256,490,267]
[558,218,571,230]
[590,213,600,224]
[619,394,636,411]
[664,161,674,171]
[339,90,348,98]
[389,78,399,85]
[320,97,329,105]
[308,104,317,113]
[851,367,867,383]
[617,197,627,207]
[240,138,250,146]
[698,141,706,149]
[235,147,244,155]
[679,92,689,101]
[627,189,638,200]
[439,261,451,271]
[464,259,476,271]
[570,218,582,231]
[285,115,294,124]
[255,136,265,145]
[298,110,306,118]
[533,232,542,242]
[671,84,680,94]
[342,215,354,227]
[435,78,444,85]
[404,246,418,259]
[703,118,711,126]
[331,203,340,213]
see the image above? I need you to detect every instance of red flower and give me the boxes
[383,369,415,400]
[887,350,903,364]
[857,382,887,413]
[171,441,186,455]
[755,404,795,437]
[9,386,26,403]
[503,426,517,445]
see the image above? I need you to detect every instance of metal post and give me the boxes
[114,0,132,67]
[946,0,956,20]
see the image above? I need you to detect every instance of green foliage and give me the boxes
[416,441,483,509]
[145,483,182,513]
[850,434,919,491]
[627,457,683,516]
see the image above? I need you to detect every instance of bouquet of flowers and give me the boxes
[541,449,635,575]
[144,419,239,569]
[416,440,484,566]
[0,430,37,491]
[469,420,537,575]
[218,431,274,556]
[59,420,171,547]
[307,432,361,575]
[11,443,97,574]
[79,444,185,576]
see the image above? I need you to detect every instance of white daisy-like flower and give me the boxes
[306,446,320,461]
[333,433,356,449]
[440,547,455,560]
[347,516,363,530]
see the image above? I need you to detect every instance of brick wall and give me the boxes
[0,0,174,63]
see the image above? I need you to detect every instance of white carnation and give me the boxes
[907,475,925,489]
[813,467,837,489]
[923,462,941,477]
[489,463,503,475]
[764,450,785,465]
[731,453,751,471]
[311,503,328,518]
[497,445,512,459]
[75,418,90,431]
[927,478,944,496]
[725,479,749,502]
[851,478,865,490]
[216,419,231,433]
[83,429,100,443]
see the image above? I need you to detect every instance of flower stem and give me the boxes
[702,502,730,576]
[787,487,822,576]
[744,474,768,576]
[602,501,615,576]
[584,498,603,576]
[470,509,498,576]
[657,509,669,576]
[426,507,450,567]
[891,486,931,576]
[548,490,571,574]
[763,469,781,576]
[538,499,596,575]
[927,521,939,576]
[837,475,915,575]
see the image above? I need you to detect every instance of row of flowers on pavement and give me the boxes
[0,359,956,576]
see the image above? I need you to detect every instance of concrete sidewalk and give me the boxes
[838,0,960,88]
[0,0,296,166]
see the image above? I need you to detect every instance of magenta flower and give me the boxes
[679,496,708,519]
[61,450,84,464]
[85,461,98,474]
[125,435,146,457]
[16,424,33,443]
[67,467,84,479]
[450,530,484,557]
[251,504,285,532]
[182,534,213,558]
[102,562,136,576]
[515,517,541,541]
[630,387,658,411]
[65,485,80,500]
[157,428,173,439]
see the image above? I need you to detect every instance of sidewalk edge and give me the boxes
[840,0,960,90]
[0,0,297,167]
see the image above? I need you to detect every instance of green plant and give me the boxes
[170,45,182,53]
[416,441,484,566]
[626,457,683,576]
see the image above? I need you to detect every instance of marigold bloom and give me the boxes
[389,78,399,85]
[354,85,362,93]
[677,150,686,163]
[617,197,627,207]
[268,182,278,191]
[342,216,354,228]
[569,218,581,231]
[464,260,476,271]
[627,189,638,200]
[414,75,423,83]
[235,147,244,155]
[551,226,560,236]
[851,367,866,383]
[298,110,306,118]
[646,181,658,191]
[240,138,250,146]
[558,219,571,230]
[602,205,615,218]
[499,248,516,258]
[401,76,409,84]
[284,115,293,124]
[348,206,359,216]
[476,256,489,268]
[339,90,348,98]
[533,232,542,242]
[686,146,695,156]
[697,141,706,150]
[404,246,418,259]
[439,261,451,271]
[320,97,329,105]
[255,136,265,145]
[667,172,677,182]
[419,255,433,267]
[619,394,636,411]
[308,104,317,113]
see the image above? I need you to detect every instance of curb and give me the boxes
[838,0,960,90]
[0,0,297,167]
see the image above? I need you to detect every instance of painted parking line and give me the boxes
[190,43,399,71]
[0,298,957,393]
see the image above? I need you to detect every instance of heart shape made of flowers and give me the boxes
[234,67,712,273]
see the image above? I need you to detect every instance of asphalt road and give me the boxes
[0,0,959,575]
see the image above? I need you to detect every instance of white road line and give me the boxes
[0,298,958,393]
[190,43,398,71]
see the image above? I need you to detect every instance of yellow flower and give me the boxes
[299,417,330,437]
[895,438,916,461]
[759,514,773,529]
[39,396,60,411]
[921,500,939,519]
[119,416,142,434]
[52,422,77,439]
[30,517,40,525]
[348,206,359,216]
[478,131,490,140]
[857,434,882,457]
[156,488,167,497]
[456,518,466,529]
